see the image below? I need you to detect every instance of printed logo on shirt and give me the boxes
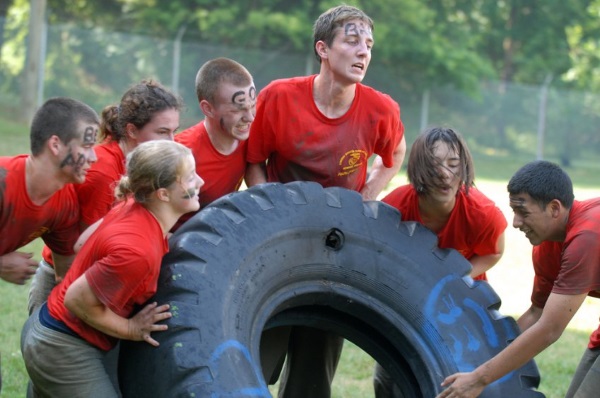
[338,150,368,177]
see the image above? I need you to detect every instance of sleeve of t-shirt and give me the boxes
[77,170,120,226]
[471,206,508,256]
[374,98,404,168]
[41,191,81,256]
[553,231,600,295]
[531,242,562,308]
[247,87,275,164]
[85,244,152,314]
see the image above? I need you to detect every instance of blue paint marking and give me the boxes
[464,298,499,348]
[209,339,271,397]
[462,324,480,351]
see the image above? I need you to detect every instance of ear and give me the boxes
[199,100,214,118]
[156,187,170,203]
[548,199,563,218]
[125,123,137,140]
[315,40,328,60]
[47,135,63,156]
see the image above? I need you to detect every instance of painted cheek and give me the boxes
[182,188,196,200]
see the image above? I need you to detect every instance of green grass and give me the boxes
[2,116,599,397]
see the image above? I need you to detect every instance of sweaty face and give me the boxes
[129,108,180,143]
[59,122,99,184]
[509,193,553,246]
[324,19,373,84]
[211,82,256,141]
[427,141,461,204]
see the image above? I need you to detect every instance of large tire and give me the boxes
[119,181,544,398]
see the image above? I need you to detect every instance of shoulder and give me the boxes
[358,84,399,109]
[261,76,313,96]
[458,188,504,220]
[566,199,600,237]
[0,155,26,173]
[382,184,414,206]
[175,122,205,143]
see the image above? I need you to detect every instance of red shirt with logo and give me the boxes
[247,75,404,191]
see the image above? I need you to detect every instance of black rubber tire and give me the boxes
[119,181,544,398]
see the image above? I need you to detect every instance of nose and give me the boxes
[88,147,98,164]
[512,214,523,229]
[438,165,453,181]
[196,173,205,189]
[244,109,255,123]
[167,132,175,141]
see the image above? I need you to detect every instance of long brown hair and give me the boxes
[407,127,475,196]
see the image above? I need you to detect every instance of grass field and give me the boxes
[1,118,599,397]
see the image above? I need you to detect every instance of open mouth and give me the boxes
[352,63,364,71]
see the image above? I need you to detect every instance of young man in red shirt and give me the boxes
[0,97,99,286]
[246,5,406,397]
[174,57,255,230]
[376,127,506,396]
[437,160,600,398]
[0,97,98,393]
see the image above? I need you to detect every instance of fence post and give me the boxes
[20,0,47,124]
[536,73,553,160]
[172,25,187,95]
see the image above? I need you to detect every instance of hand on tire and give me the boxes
[436,372,486,398]
[128,302,171,346]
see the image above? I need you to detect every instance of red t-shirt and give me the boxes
[47,199,169,351]
[382,185,507,281]
[530,199,600,348]
[175,121,246,207]
[0,155,80,256]
[247,75,404,191]
[42,139,126,264]
[76,139,126,226]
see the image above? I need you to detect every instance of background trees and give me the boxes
[1,0,600,164]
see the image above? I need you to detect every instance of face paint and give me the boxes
[344,22,372,37]
[83,126,97,145]
[182,187,196,200]
[60,147,86,171]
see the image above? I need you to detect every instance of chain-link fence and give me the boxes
[2,18,600,173]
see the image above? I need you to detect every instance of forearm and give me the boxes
[472,322,558,387]
[469,253,502,279]
[361,156,401,200]
[52,253,75,281]
[64,275,132,340]
[517,305,543,332]
[245,162,267,187]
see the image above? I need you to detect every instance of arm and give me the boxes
[245,162,268,187]
[469,232,505,278]
[0,251,38,285]
[52,253,76,282]
[361,135,407,201]
[64,273,172,346]
[436,291,587,398]
[517,304,543,332]
[74,218,103,253]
